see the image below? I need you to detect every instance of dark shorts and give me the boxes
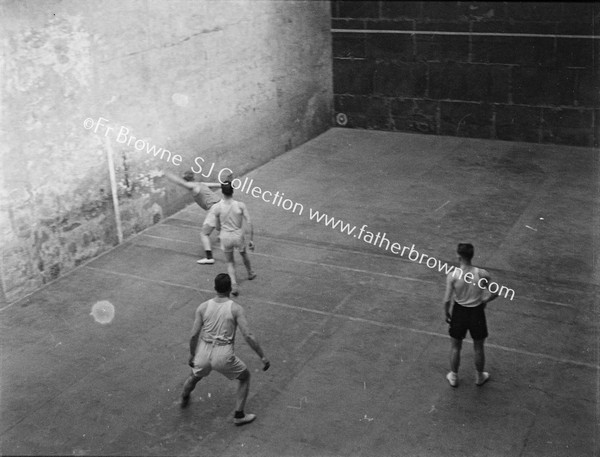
[449,302,488,340]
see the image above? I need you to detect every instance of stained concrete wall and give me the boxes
[332,1,599,147]
[0,0,332,305]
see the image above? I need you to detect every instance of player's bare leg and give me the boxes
[181,374,203,407]
[447,337,461,386]
[240,250,255,280]
[233,369,255,425]
[198,224,215,264]
[224,251,239,295]
[473,339,490,385]
[450,337,461,373]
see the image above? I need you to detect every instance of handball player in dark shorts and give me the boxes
[443,243,499,387]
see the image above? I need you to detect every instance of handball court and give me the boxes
[1,128,598,457]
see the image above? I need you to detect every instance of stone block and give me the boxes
[556,2,597,23]
[505,2,564,22]
[415,20,469,33]
[487,65,512,103]
[471,35,516,65]
[439,101,493,139]
[576,69,599,107]
[512,66,562,106]
[457,2,506,21]
[512,37,556,67]
[334,94,371,114]
[335,96,392,130]
[364,19,415,31]
[373,61,427,97]
[338,0,380,19]
[471,20,557,35]
[365,114,393,130]
[495,104,541,143]
[342,113,368,129]
[364,96,390,118]
[558,70,577,106]
[420,2,461,20]
[332,19,366,30]
[429,62,506,103]
[542,107,595,146]
[390,99,439,134]
[556,38,595,68]
[381,2,422,20]
[595,109,600,147]
[366,33,415,61]
[555,21,596,36]
[462,64,501,103]
[333,33,366,58]
[415,33,469,62]
[333,58,375,95]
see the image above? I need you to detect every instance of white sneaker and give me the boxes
[233,413,256,425]
[476,372,490,386]
[446,372,458,387]
[197,258,215,265]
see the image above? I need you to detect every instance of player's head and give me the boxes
[221,180,234,196]
[214,273,232,294]
[183,170,195,182]
[457,243,474,262]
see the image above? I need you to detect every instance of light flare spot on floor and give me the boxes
[90,300,115,324]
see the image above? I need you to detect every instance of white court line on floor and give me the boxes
[136,233,585,310]
[434,200,451,212]
[84,265,599,370]
[156,219,417,263]
[294,291,356,352]
[137,233,436,284]
[533,299,581,309]
[158,221,594,308]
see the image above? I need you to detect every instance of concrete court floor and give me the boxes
[1,128,598,457]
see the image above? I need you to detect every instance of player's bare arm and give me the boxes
[188,304,205,366]
[480,270,499,305]
[443,273,454,322]
[165,171,197,191]
[233,303,269,370]
[164,171,221,191]
[241,203,255,249]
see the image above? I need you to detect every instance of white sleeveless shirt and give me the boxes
[450,267,486,307]
[199,299,236,345]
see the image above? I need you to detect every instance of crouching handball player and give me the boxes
[180,273,270,426]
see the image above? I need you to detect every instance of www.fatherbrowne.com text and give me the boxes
[84,116,515,301]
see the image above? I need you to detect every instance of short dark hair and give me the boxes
[221,180,234,196]
[457,243,474,261]
[183,170,195,182]
[214,273,232,294]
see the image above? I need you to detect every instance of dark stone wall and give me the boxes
[332,1,599,147]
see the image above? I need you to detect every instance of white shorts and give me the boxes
[220,231,246,253]
[203,209,219,230]
[192,341,247,380]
